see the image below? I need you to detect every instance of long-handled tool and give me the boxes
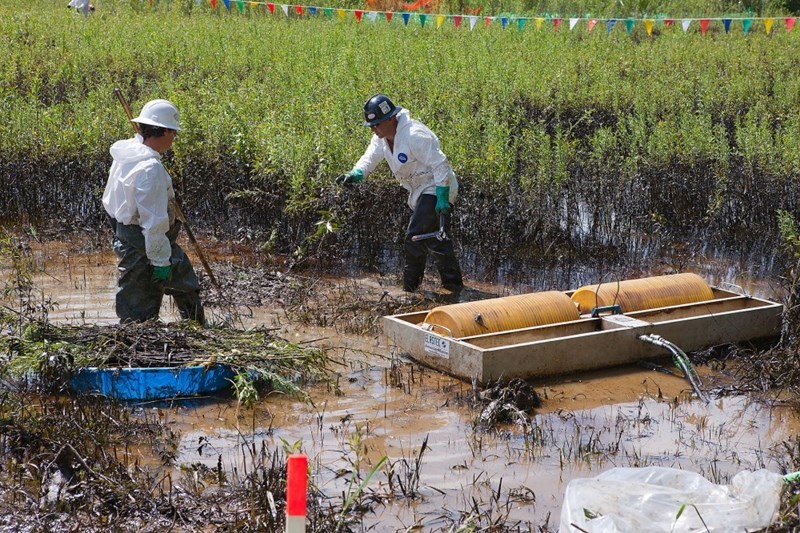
[113,88,220,290]
[411,214,447,242]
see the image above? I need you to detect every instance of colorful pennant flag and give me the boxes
[200,4,800,37]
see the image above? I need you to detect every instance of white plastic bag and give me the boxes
[559,466,784,533]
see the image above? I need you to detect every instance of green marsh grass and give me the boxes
[3,1,800,279]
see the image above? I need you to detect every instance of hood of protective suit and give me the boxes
[109,135,161,166]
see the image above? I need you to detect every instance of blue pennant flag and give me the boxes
[309,6,317,15]
[607,19,616,33]
[402,12,410,26]
[723,18,731,32]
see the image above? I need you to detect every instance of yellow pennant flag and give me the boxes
[535,17,544,30]
[337,8,346,20]
[436,15,445,28]
[765,18,774,34]
[644,19,653,35]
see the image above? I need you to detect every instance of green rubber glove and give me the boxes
[336,168,364,185]
[152,265,171,282]
[435,186,451,215]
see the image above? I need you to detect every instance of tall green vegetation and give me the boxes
[2,0,800,278]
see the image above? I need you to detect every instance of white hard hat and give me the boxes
[132,99,181,131]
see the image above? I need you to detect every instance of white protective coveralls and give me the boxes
[351,109,463,292]
[353,109,458,210]
[102,135,203,323]
[103,135,176,268]
[67,0,91,15]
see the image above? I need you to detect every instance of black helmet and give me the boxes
[363,94,401,127]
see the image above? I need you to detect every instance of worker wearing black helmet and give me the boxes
[338,94,463,293]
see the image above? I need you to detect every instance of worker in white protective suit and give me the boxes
[102,99,205,324]
[338,94,463,293]
[67,0,94,16]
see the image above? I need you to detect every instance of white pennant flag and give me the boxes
[681,19,691,31]
[281,4,289,15]
[469,15,477,30]
[569,17,579,30]
[367,10,378,22]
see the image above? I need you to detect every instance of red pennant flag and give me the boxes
[699,18,710,35]
[485,16,491,27]
[587,19,597,32]
[211,0,216,7]
[295,5,303,15]
[355,10,363,21]
[787,17,796,32]
[664,18,673,27]
[453,15,462,28]
[267,2,274,13]
[553,17,561,31]
[386,12,393,23]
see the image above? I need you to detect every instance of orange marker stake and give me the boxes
[286,454,308,533]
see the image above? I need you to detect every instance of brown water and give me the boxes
[17,239,800,530]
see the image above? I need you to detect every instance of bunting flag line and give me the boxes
[181,0,800,36]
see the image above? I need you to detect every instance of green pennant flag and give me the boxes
[324,7,332,17]
[518,18,525,31]
[742,18,752,34]
[236,0,243,12]
[625,18,634,33]
[419,13,427,27]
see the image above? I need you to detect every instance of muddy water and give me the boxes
[20,240,800,530]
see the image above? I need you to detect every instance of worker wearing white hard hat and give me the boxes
[102,99,205,324]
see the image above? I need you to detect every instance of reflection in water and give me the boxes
[18,241,797,530]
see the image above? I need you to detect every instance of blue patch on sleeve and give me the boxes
[397,153,408,163]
